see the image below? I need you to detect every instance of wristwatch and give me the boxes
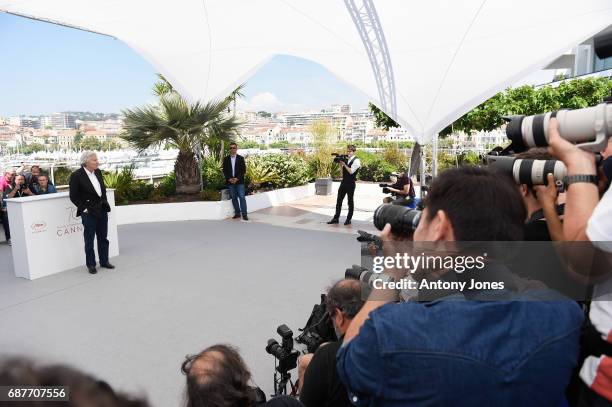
[563,174,598,188]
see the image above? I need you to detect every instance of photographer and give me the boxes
[2,174,34,245]
[328,145,360,226]
[381,171,415,206]
[33,174,57,195]
[0,169,14,192]
[5,174,34,199]
[336,165,584,406]
[298,279,363,407]
[26,165,42,191]
[0,357,150,407]
[546,119,612,407]
[181,344,303,407]
[512,148,564,241]
[69,151,114,275]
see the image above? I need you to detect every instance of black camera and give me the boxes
[266,324,299,375]
[294,294,337,354]
[379,183,396,195]
[504,102,612,153]
[332,153,349,164]
[373,204,421,236]
[356,229,383,247]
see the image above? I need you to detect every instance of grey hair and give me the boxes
[79,151,97,167]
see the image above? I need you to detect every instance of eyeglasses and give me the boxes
[230,147,237,150]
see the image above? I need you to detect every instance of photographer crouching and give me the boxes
[181,344,304,407]
[380,171,416,207]
[328,145,361,226]
[298,279,364,407]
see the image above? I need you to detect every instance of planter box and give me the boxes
[315,177,333,195]
[115,183,315,225]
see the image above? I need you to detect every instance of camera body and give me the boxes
[295,294,337,354]
[266,324,299,374]
[332,153,349,164]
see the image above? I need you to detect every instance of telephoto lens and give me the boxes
[345,265,378,286]
[505,103,612,153]
[486,155,566,186]
[373,204,421,236]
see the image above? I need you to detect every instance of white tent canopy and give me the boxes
[2,0,611,144]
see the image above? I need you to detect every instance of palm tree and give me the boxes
[122,76,242,194]
[217,83,245,162]
[227,83,245,115]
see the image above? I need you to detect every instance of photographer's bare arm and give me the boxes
[344,223,408,343]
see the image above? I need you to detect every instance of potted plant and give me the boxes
[310,120,334,195]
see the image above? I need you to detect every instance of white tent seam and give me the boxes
[423,0,488,129]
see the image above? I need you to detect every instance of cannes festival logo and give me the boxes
[56,206,83,237]
[30,221,47,233]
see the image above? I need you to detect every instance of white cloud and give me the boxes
[237,92,305,113]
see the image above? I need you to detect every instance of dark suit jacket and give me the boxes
[69,167,110,217]
[222,154,246,185]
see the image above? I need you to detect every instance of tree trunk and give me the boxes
[175,151,201,194]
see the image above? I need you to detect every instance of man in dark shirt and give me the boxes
[513,148,564,241]
[382,171,415,206]
[337,166,584,407]
[222,142,249,221]
[299,279,364,407]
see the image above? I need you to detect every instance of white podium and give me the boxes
[6,190,119,280]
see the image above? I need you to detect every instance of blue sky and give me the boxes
[0,12,370,117]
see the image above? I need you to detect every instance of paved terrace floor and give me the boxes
[0,193,381,406]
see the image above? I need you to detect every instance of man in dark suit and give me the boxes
[69,151,114,274]
[222,142,248,221]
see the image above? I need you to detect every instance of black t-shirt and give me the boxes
[299,341,352,407]
[391,175,415,197]
[523,219,551,241]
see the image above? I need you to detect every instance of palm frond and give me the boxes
[153,73,175,97]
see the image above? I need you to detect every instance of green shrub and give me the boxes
[383,146,408,170]
[200,189,221,201]
[51,166,74,186]
[457,151,481,166]
[265,154,310,188]
[156,172,176,197]
[245,156,280,190]
[356,151,396,182]
[201,156,226,190]
[246,153,310,191]
[103,167,153,205]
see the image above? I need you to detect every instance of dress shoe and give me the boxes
[242,214,249,221]
[344,219,352,225]
[232,214,241,219]
[327,218,339,224]
[88,266,97,274]
[100,263,115,269]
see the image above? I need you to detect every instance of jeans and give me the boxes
[81,212,109,267]
[228,183,247,216]
[333,182,355,220]
[1,210,9,240]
